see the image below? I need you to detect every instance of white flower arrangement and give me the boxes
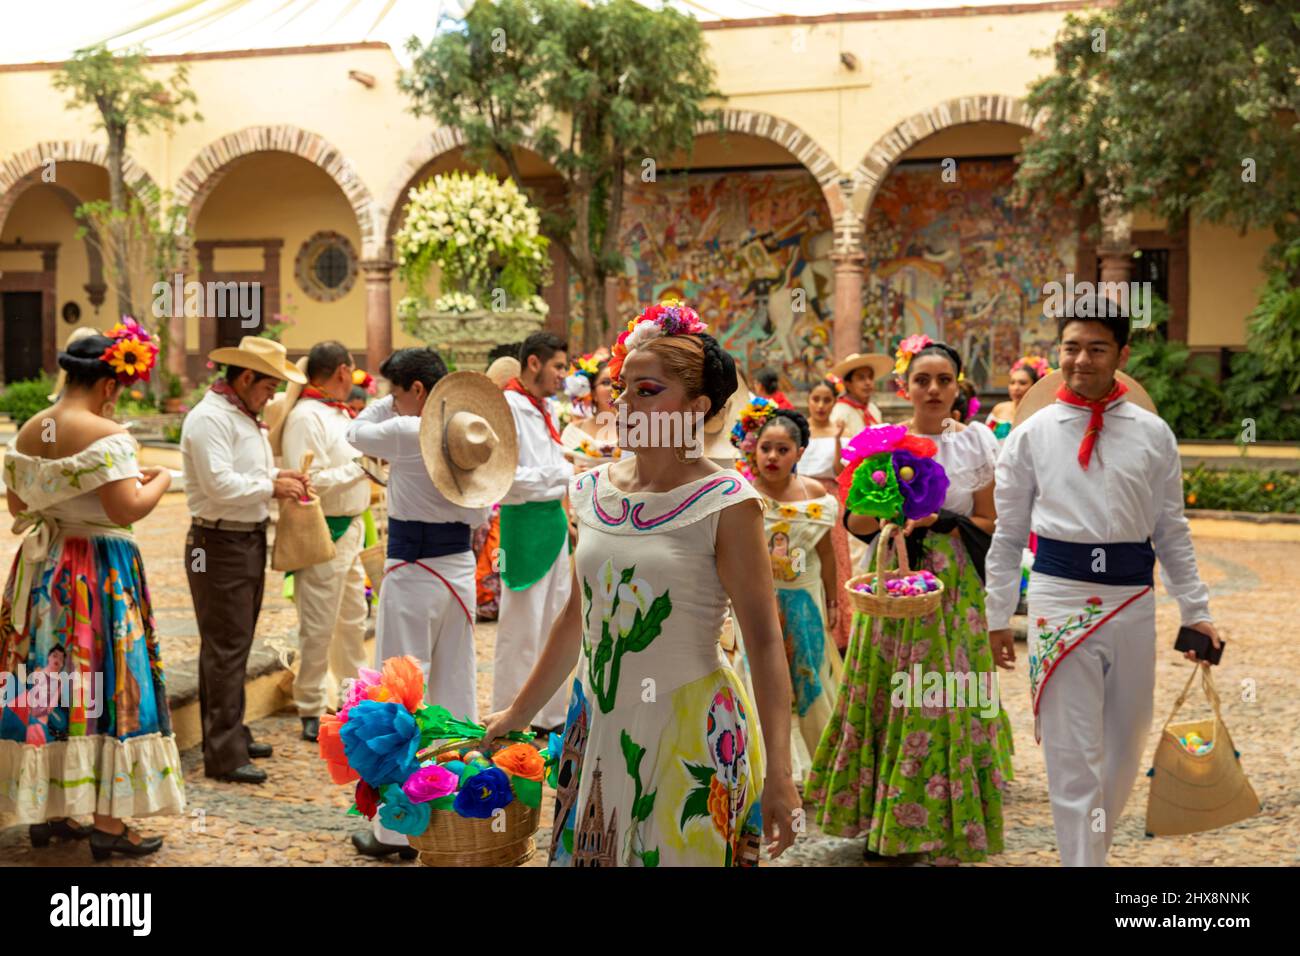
[433,291,480,313]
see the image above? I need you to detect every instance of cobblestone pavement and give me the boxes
[1,495,1296,866]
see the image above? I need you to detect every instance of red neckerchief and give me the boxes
[210,379,267,430]
[836,394,878,425]
[504,377,562,444]
[1055,379,1129,469]
[302,384,357,419]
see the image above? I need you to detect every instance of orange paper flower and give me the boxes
[491,742,546,782]
[318,714,359,785]
[380,655,425,713]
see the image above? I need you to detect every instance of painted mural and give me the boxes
[572,168,835,390]
[861,158,1077,388]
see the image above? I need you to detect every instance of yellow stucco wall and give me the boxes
[1188,220,1274,347]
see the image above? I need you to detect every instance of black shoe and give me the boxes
[214,763,267,784]
[90,827,163,861]
[301,717,320,742]
[30,818,93,847]
[351,831,418,860]
[248,741,273,759]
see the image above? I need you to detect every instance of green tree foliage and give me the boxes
[53,44,200,319]
[400,0,721,350]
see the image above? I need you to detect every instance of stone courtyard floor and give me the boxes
[0,494,1296,867]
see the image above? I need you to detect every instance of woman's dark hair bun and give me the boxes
[763,407,811,448]
[698,333,737,422]
[909,341,963,378]
[57,334,116,386]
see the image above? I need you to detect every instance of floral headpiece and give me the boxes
[100,317,158,385]
[892,333,965,398]
[729,395,779,476]
[1011,355,1052,381]
[821,373,846,397]
[352,368,378,395]
[608,299,708,398]
[564,352,604,401]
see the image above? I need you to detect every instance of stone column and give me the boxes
[1098,203,1135,286]
[360,258,395,369]
[831,250,865,361]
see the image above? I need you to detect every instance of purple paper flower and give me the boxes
[894,450,949,519]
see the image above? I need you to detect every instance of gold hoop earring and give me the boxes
[100,402,114,418]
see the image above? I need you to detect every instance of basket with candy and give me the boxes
[839,423,949,618]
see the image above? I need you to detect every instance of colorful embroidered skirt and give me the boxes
[805,532,1013,862]
[0,534,185,824]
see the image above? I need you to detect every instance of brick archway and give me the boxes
[0,140,159,236]
[173,125,379,256]
[850,93,1044,223]
[377,126,469,245]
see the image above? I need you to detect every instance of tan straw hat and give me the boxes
[1014,369,1157,427]
[829,352,893,381]
[702,365,751,463]
[485,356,520,388]
[419,371,519,508]
[208,336,308,386]
[265,356,311,457]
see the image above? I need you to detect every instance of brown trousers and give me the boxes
[185,523,267,777]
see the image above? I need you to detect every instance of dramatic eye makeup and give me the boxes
[633,379,665,396]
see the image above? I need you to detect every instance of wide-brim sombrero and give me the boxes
[702,365,751,462]
[419,371,519,508]
[1014,369,1157,427]
[829,352,893,382]
[265,356,310,457]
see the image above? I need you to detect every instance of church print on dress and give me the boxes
[549,680,589,863]
[572,757,619,867]
[582,558,672,713]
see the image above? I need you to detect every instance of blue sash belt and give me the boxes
[387,518,471,562]
[1033,536,1155,587]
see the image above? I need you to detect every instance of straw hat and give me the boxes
[1014,369,1157,427]
[702,365,751,464]
[829,352,893,382]
[485,356,520,388]
[264,356,311,457]
[49,327,104,401]
[209,336,308,385]
[419,371,519,508]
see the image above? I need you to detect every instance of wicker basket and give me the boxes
[844,522,943,619]
[405,738,542,867]
[360,543,386,589]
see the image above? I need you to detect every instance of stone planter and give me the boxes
[408,309,547,370]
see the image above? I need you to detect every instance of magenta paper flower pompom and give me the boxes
[402,764,459,803]
[842,424,906,465]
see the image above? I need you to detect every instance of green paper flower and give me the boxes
[848,451,904,521]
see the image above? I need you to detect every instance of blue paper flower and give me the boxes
[339,699,420,787]
[378,786,431,836]
[453,766,515,819]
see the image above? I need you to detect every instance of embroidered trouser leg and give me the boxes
[1037,590,1155,866]
[493,544,572,730]
[371,551,477,847]
[292,520,367,716]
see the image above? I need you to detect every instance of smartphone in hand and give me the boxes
[1175,626,1224,665]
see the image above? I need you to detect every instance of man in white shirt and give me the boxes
[346,347,490,859]
[181,336,310,785]
[271,341,371,744]
[495,332,574,736]
[985,312,1221,866]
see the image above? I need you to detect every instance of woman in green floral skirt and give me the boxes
[805,338,1015,864]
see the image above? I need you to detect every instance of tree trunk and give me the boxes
[106,123,135,319]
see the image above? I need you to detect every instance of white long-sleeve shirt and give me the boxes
[985,397,1212,631]
[180,390,275,522]
[500,389,572,505]
[281,398,369,518]
[345,394,488,527]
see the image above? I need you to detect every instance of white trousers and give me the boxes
[371,550,478,847]
[492,543,572,730]
[1033,585,1156,867]
[292,519,368,716]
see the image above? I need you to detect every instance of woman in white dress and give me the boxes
[0,327,184,860]
[483,301,800,866]
[560,352,623,473]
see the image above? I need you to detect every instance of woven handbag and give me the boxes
[271,453,337,572]
[844,523,943,619]
[1145,664,1260,837]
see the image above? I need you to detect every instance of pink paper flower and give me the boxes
[842,424,907,464]
[402,764,459,803]
[339,667,383,722]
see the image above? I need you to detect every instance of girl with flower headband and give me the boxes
[729,406,844,787]
[806,337,1014,866]
[560,352,624,473]
[987,354,1052,441]
[1,319,184,860]
[482,299,802,866]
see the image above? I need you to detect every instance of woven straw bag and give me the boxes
[844,523,944,619]
[405,738,541,867]
[360,543,386,590]
[1145,664,1259,837]
[271,453,337,572]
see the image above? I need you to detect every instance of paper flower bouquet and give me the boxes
[839,424,949,617]
[318,656,556,866]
